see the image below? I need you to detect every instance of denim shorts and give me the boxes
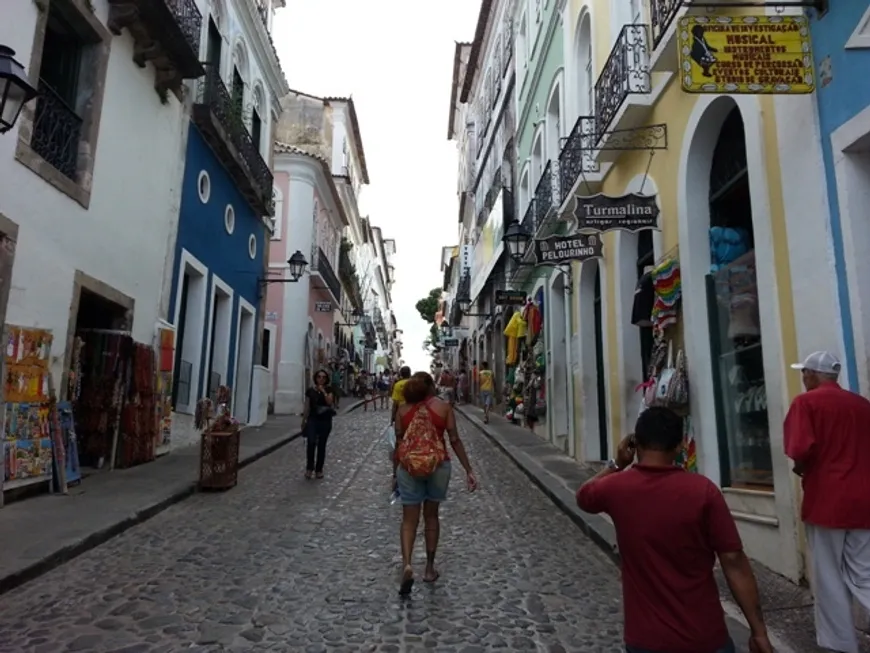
[480,391,493,407]
[626,637,735,653]
[396,462,451,505]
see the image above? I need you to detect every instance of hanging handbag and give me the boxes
[655,341,676,405]
[666,348,689,408]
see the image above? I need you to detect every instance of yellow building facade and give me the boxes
[557,1,839,581]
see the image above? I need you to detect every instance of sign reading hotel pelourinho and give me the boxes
[533,234,604,265]
[677,15,814,94]
[573,193,660,233]
[495,290,526,306]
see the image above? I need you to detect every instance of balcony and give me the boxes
[192,64,274,216]
[533,160,561,237]
[311,247,342,306]
[593,24,654,160]
[558,116,602,201]
[108,0,204,99]
[31,80,82,181]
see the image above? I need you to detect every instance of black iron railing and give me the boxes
[650,0,682,49]
[594,24,651,136]
[164,0,203,56]
[522,197,538,236]
[31,80,82,181]
[196,64,273,207]
[316,247,343,304]
[533,160,560,227]
[558,116,600,198]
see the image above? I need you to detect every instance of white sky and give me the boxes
[272,1,480,373]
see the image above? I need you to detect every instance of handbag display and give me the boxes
[655,341,676,404]
[666,348,689,408]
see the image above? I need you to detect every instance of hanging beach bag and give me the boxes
[666,348,689,408]
[655,341,676,405]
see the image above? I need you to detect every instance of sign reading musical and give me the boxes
[678,15,814,95]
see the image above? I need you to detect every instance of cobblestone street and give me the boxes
[0,410,625,653]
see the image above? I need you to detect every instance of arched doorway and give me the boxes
[572,11,593,121]
[578,259,609,460]
[593,264,608,459]
[546,79,562,166]
[706,108,771,488]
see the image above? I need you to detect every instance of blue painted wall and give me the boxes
[811,5,870,391]
[169,124,266,396]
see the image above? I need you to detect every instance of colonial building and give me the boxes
[166,0,288,449]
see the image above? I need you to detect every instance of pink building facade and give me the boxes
[266,144,348,414]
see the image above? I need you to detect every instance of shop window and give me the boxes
[705,108,772,489]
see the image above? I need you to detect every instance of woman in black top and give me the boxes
[303,369,335,479]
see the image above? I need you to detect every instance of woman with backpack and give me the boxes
[392,372,478,595]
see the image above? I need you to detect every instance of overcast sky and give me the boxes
[273,1,480,372]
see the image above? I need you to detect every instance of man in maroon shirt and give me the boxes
[577,406,773,653]
[785,351,870,653]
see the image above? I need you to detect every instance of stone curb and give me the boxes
[0,428,303,597]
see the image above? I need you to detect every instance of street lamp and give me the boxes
[287,250,308,281]
[457,296,471,312]
[503,220,531,263]
[337,308,363,328]
[0,46,38,135]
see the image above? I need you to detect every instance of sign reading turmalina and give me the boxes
[678,15,814,94]
[534,234,603,265]
[573,193,660,233]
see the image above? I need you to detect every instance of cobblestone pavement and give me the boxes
[0,410,625,653]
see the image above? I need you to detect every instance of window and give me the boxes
[251,109,262,151]
[531,131,545,188]
[15,0,111,207]
[207,18,222,69]
[248,234,257,259]
[224,204,235,234]
[232,68,244,124]
[518,166,531,222]
[198,171,211,203]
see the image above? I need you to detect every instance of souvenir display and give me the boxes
[118,343,157,468]
[651,256,682,330]
[53,401,81,486]
[3,327,55,487]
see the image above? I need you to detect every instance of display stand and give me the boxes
[197,387,240,491]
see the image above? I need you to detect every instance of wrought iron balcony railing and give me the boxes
[558,116,600,198]
[31,80,82,181]
[193,64,274,215]
[315,247,342,304]
[164,0,203,55]
[594,24,651,137]
[522,198,538,236]
[533,160,560,228]
[650,0,682,49]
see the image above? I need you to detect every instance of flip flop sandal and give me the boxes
[399,567,414,596]
[423,572,440,583]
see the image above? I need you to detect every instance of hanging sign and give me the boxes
[495,290,526,306]
[533,234,603,265]
[314,302,332,312]
[573,193,660,233]
[677,15,814,94]
[442,338,460,347]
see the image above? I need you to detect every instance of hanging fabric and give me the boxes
[651,257,682,329]
[523,299,543,345]
[503,312,526,366]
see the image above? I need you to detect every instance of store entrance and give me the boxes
[593,263,608,459]
[705,107,772,489]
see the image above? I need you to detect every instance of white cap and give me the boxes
[790,351,842,375]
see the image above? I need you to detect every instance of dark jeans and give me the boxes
[306,418,332,473]
[626,638,735,653]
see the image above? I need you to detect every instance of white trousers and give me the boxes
[806,524,870,653]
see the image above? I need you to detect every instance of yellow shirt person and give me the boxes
[392,378,408,406]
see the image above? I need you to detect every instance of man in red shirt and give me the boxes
[785,351,870,653]
[576,406,772,653]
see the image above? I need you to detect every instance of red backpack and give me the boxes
[397,399,447,477]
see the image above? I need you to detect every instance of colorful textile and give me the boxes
[504,312,526,366]
[651,257,681,330]
[523,301,543,345]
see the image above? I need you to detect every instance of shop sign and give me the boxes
[314,302,332,312]
[533,234,604,265]
[265,311,278,322]
[495,290,526,306]
[678,15,814,94]
[573,193,659,233]
[442,338,460,347]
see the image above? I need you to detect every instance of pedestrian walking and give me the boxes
[302,369,336,480]
[330,365,342,410]
[478,361,494,423]
[378,372,390,409]
[391,366,411,425]
[784,351,870,653]
[576,406,773,653]
[457,368,468,404]
[393,371,477,595]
